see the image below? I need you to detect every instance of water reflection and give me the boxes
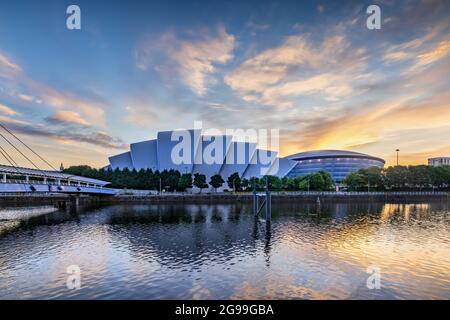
[0,201,448,299]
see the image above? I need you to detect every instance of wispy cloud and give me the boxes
[0,115,125,150]
[0,52,107,124]
[225,33,367,108]
[46,111,91,127]
[0,52,20,77]
[125,105,159,128]
[136,25,235,95]
[0,103,18,116]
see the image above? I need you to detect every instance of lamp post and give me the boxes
[159,177,162,194]
[396,149,400,166]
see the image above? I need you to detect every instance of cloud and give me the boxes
[0,115,125,150]
[24,79,106,125]
[280,91,450,164]
[415,40,450,67]
[0,53,21,78]
[46,111,90,126]
[17,93,35,103]
[383,21,450,72]
[225,34,367,108]
[246,19,270,36]
[135,25,235,95]
[125,105,159,128]
[0,103,18,116]
[0,52,107,124]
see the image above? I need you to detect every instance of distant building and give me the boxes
[428,157,450,167]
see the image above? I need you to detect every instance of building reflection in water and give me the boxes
[0,200,448,299]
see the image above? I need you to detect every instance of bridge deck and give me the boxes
[0,182,115,195]
[0,164,109,187]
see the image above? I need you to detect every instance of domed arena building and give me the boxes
[284,150,385,182]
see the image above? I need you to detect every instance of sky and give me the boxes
[0,0,449,169]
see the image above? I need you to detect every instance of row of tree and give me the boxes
[63,164,450,192]
[63,165,335,192]
[343,165,450,191]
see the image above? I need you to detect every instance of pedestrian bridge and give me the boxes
[0,164,115,195]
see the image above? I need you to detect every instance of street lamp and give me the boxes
[396,149,400,166]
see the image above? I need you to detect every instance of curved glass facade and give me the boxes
[285,151,385,182]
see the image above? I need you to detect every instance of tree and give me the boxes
[309,172,325,191]
[193,173,208,193]
[240,178,250,191]
[408,165,430,190]
[298,178,310,191]
[430,166,450,190]
[343,172,366,191]
[249,177,262,191]
[282,177,298,191]
[209,174,224,192]
[266,175,283,190]
[317,170,334,190]
[344,167,384,191]
[227,172,241,192]
[385,166,409,190]
[178,173,193,192]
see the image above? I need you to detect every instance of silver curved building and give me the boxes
[108,129,297,180]
[284,150,385,182]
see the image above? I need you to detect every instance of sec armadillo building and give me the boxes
[108,129,297,181]
[107,129,385,182]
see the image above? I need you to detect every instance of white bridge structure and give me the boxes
[0,122,115,195]
[0,165,112,195]
[0,165,114,194]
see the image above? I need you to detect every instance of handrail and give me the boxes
[0,180,113,190]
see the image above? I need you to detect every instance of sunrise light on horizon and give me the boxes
[0,0,449,168]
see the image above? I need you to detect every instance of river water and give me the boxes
[0,201,449,299]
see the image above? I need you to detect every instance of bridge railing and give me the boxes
[0,179,107,189]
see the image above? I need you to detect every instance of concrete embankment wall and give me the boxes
[0,194,102,206]
[1,192,449,206]
[98,192,450,204]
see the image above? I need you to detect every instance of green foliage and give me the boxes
[240,178,250,191]
[209,174,225,191]
[343,165,450,191]
[193,173,208,192]
[178,173,193,191]
[266,175,283,190]
[227,172,241,191]
[63,164,450,192]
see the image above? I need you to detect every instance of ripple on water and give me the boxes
[0,201,449,299]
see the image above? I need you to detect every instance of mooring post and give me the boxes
[265,177,271,222]
[252,181,257,216]
[316,196,321,215]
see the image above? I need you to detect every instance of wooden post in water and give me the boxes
[265,177,271,223]
[252,181,257,216]
[316,196,321,215]
[252,177,271,222]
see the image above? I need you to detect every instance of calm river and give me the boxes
[0,201,449,299]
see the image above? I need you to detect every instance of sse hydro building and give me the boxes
[107,130,385,183]
[285,150,385,182]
